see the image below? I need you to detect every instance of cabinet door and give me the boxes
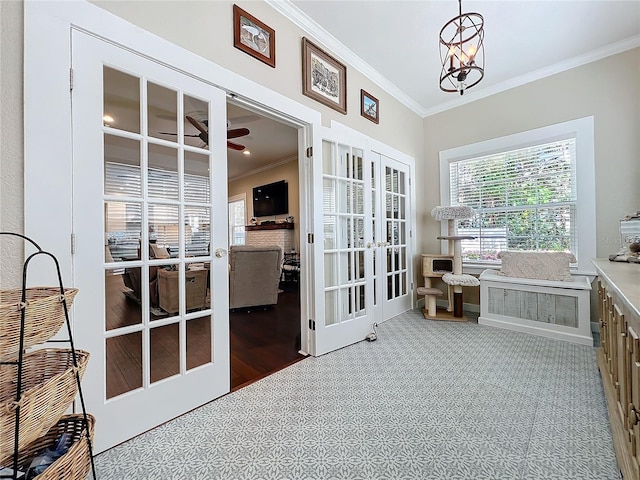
[599,282,609,360]
[609,293,618,385]
[616,305,629,421]
[628,326,640,471]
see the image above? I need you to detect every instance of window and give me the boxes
[439,116,596,274]
[228,194,246,246]
[104,161,211,256]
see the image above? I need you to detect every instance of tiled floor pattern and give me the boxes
[95,309,621,479]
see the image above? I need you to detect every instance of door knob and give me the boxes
[215,248,227,258]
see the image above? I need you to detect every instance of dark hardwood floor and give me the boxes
[229,282,305,391]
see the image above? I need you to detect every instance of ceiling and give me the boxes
[279,0,640,116]
[226,103,298,180]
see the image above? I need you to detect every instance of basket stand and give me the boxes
[0,232,96,480]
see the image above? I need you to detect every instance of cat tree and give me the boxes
[418,206,479,321]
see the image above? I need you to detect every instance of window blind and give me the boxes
[449,139,577,262]
[105,161,211,254]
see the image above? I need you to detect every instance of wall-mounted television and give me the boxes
[253,180,289,217]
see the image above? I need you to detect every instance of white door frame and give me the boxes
[24,1,322,357]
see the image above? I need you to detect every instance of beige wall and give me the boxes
[228,159,300,252]
[423,48,640,306]
[0,1,25,286]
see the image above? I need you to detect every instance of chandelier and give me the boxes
[439,0,485,95]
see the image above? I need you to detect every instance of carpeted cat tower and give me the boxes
[419,206,479,321]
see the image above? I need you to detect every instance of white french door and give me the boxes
[376,153,412,320]
[71,31,230,452]
[313,127,413,355]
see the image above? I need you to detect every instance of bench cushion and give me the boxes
[497,251,576,282]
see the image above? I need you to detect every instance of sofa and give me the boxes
[229,245,282,309]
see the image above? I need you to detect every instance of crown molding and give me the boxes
[265,0,427,116]
[423,35,640,117]
[228,154,298,183]
[266,1,639,119]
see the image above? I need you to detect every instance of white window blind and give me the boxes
[105,161,210,255]
[449,139,577,263]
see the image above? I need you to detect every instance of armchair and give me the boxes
[229,245,282,309]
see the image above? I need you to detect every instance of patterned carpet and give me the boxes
[95,309,621,479]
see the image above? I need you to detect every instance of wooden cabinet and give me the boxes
[593,259,640,480]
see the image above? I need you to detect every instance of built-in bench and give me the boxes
[479,268,593,346]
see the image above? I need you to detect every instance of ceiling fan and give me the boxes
[160,115,250,150]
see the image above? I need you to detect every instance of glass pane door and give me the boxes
[72,31,229,453]
[379,155,412,319]
[103,68,214,397]
[316,136,375,355]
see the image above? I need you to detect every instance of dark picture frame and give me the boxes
[233,4,275,68]
[360,89,379,124]
[301,37,347,114]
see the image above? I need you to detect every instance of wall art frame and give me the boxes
[301,37,347,114]
[233,4,275,68]
[360,89,379,124]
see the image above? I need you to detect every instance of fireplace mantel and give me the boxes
[245,223,294,231]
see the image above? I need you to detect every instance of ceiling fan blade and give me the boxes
[159,132,201,137]
[227,128,250,139]
[227,141,245,151]
[185,115,208,135]
[185,115,209,145]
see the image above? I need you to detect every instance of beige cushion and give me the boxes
[150,244,170,259]
[498,251,576,281]
[442,273,480,286]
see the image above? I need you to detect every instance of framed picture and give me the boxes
[233,4,275,68]
[360,89,379,124]
[302,37,347,114]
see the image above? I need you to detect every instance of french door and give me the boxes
[377,153,412,320]
[71,32,230,452]
[314,127,412,355]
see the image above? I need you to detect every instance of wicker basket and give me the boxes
[0,287,79,360]
[0,348,90,462]
[3,414,95,480]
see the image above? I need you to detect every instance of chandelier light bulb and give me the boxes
[468,44,477,59]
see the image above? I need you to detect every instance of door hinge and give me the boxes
[409,177,411,186]
[69,68,74,91]
[307,233,314,244]
[306,147,313,158]
[411,282,414,291]
[71,233,76,254]
[409,230,412,238]
[308,319,316,331]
